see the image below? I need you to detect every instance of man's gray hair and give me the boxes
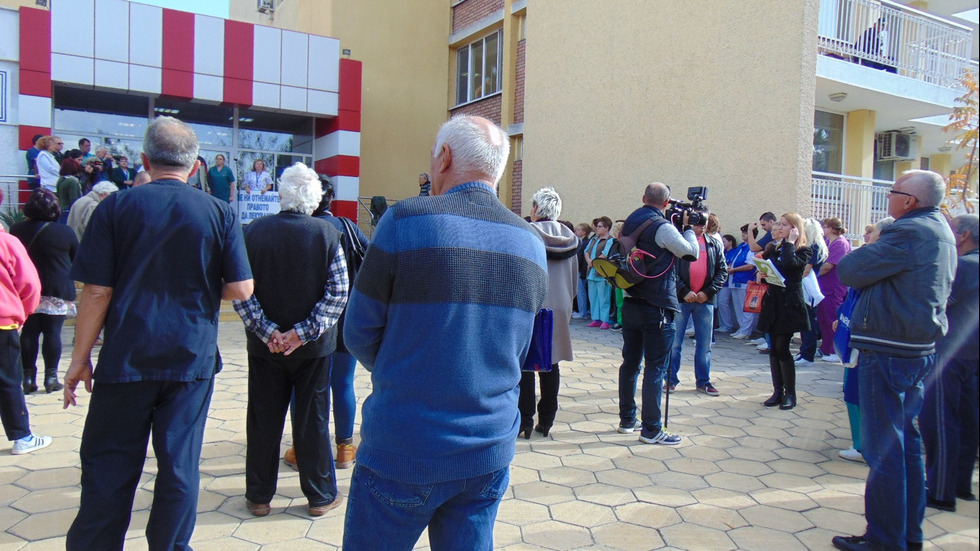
[953,213,979,245]
[901,170,946,208]
[143,116,199,171]
[875,216,895,231]
[92,182,117,195]
[532,187,562,220]
[433,115,510,185]
[643,182,670,206]
[278,163,322,215]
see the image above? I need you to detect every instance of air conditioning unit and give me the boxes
[257,0,274,13]
[877,131,917,161]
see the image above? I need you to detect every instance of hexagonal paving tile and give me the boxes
[521,519,594,550]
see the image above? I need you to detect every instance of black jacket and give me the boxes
[10,220,78,301]
[676,234,727,305]
[756,241,812,335]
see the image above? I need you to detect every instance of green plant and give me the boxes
[0,209,26,231]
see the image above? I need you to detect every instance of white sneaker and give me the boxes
[685,329,695,337]
[571,312,585,319]
[822,353,841,363]
[731,332,749,339]
[794,354,814,366]
[11,434,52,455]
[756,342,769,351]
[749,337,766,345]
[839,447,865,463]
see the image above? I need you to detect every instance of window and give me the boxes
[812,110,844,174]
[456,31,502,105]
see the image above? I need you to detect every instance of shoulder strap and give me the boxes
[27,222,51,251]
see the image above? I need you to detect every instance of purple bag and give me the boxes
[522,309,553,372]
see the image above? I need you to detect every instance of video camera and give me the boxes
[665,186,708,230]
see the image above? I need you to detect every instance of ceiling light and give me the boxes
[828,92,847,102]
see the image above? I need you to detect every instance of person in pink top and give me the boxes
[817,217,852,362]
[0,225,52,455]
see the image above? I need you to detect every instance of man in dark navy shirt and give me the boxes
[63,116,254,550]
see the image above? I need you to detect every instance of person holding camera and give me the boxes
[617,182,698,445]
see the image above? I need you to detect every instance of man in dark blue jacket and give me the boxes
[920,213,979,513]
[617,182,698,445]
[833,170,956,551]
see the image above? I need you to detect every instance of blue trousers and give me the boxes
[619,299,673,435]
[576,278,589,317]
[343,463,509,550]
[858,351,934,550]
[0,329,31,441]
[66,378,214,551]
[798,304,819,361]
[920,355,979,503]
[587,278,612,323]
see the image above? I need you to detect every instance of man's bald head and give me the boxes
[643,182,671,208]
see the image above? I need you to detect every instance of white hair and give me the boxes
[875,216,895,231]
[901,170,945,208]
[804,218,828,264]
[532,187,562,220]
[143,116,199,171]
[278,163,322,215]
[92,182,118,195]
[433,115,510,185]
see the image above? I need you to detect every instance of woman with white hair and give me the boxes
[519,187,578,438]
[795,218,829,366]
[235,162,350,517]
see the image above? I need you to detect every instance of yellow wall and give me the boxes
[522,0,820,230]
[844,109,876,179]
[329,0,450,203]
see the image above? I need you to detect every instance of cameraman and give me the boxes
[617,182,698,445]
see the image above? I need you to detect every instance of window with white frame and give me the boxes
[456,30,502,105]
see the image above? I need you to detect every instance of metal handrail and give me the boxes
[811,172,894,241]
[817,0,973,89]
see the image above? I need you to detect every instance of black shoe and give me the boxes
[519,423,533,440]
[956,491,977,501]
[44,377,63,394]
[534,424,551,437]
[23,382,37,395]
[779,395,797,410]
[763,392,783,407]
[926,496,956,512]
[831,535,873,551]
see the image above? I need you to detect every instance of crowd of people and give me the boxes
[0,114,976,551]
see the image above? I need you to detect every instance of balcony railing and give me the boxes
[818,0,974,89]
[811,171,894,241]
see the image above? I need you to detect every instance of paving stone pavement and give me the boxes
[2,318,977,550]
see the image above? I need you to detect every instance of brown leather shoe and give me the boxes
[336,443,357,469]
[246,499,271,517]
[309,493,344,517]
[283,447,298,471]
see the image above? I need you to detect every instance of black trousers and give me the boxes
[768,333,797,396]
[519,364,560,428]
[0,329,30,440]
[20,313,65,383]
[245,353,337,507]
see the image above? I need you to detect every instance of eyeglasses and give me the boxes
[888,189,916,199]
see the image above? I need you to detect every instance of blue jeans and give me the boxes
[343,464,509,550]
[330,351,357,440]
[576,278,589,316]
[67,378,214,551]
[618,299,673,435]
[798,304,819,361]
[668,302,713,388]
[858,351,934,549]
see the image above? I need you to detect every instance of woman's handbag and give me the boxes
[834,289,861,366]
[743,281,766,314]
[802,270,824,307]
[522,309,553,372]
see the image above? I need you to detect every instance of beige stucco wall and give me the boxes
[523,0,820,232]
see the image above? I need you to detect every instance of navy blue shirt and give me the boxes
[69,179,252,383]
[757,230,773,249]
